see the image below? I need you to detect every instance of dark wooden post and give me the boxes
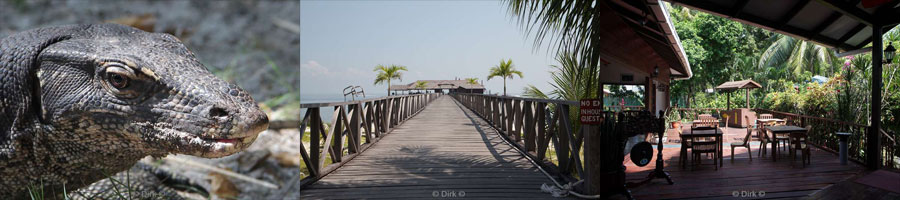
[555,105,571,173]
[583,82,604,195]
[524,101,535,152]
[536,102,547,160]
[869,25,883,170]
[349,104,361,153]
[308,108,322,175]
[330,106,344,162]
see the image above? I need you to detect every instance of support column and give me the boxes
[869,25,883,170]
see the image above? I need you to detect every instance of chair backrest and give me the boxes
[760,114,773,119]
[743,116,753,142]
[694,115,718,129]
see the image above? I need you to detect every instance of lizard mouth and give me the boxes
[137,122,262,158]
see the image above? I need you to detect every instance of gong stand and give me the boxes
[626,111,674,188]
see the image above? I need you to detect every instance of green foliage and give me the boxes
[764,92,800,113]
[465,78,479,85]
[373,64,408,96]
[487,59,523,96]
[799,82,838,117]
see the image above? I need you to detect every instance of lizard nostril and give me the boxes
[209,107,229,119]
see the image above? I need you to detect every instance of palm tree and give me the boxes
[487,59,523,96]
[414,81,428,94]
[466,78,479,85]
[523,52,600,101]
[758,34,836,79]
[373,64,408,96]
[507,0,606,96]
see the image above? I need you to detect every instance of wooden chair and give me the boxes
[731,116,753,162]
[690,117,719,170]
[757,120,774,157]
[759,113,773,119]
[692,135,718,170]
[790,125,812,167]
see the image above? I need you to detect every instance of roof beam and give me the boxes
[812,12,842,34]
[839,23,866,44]
[813,0,876,26]
[855,37,872,49]
[777,0,811,29]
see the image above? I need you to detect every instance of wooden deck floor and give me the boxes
[625,143,866,199]
[300,96,561,199]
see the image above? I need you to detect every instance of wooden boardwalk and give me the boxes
[300,96,560,199]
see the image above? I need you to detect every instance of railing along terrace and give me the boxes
[668,107,729,122]
[754,109,898,169]
[604,105,645,112]
[298,93,441,187]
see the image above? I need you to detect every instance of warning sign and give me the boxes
[580,99,603,125]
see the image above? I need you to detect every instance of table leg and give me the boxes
[772,134,777,162]
[719,135,723,167]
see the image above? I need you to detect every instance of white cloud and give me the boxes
[301,60,330,76]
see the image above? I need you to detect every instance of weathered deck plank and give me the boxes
[300,96,559,199]
[626,143,866,199]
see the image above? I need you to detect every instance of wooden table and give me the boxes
[765,125,808,162]
[681,128,723,167]
[756,118,785,124]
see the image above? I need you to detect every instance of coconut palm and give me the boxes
[466,78,479,85]
[373,64,408,96]
[523,52,600,101]
[507,0,606,96]
[487,59,524,96]
[414,81,428,94]
[758,34,836,79]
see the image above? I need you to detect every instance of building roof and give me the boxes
[715,79,762,91]
[603,0,693,79]
[390,80,485,91]
[665,0,900,54]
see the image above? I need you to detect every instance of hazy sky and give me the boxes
[300,0,557,97]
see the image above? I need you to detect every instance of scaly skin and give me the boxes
[0,24,268,198]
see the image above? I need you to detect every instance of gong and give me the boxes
[630,141,654,167]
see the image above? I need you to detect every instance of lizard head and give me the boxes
[33,24,269,158]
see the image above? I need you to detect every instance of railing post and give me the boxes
[556,104,571,173]
[524,101,535,152]
[330,106,344,163]
[513,99,523,142]
[349,104,361,153]
[536,102,547,160]
[308,107,322,175]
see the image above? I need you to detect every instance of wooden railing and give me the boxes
[297,93,441,187]
[451,93,586,182]
[669,107,898,170]
[754,109,899,170]
[668,108,728,122]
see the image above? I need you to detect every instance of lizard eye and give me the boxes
[108,72,129,89]
[102,63,140,98]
